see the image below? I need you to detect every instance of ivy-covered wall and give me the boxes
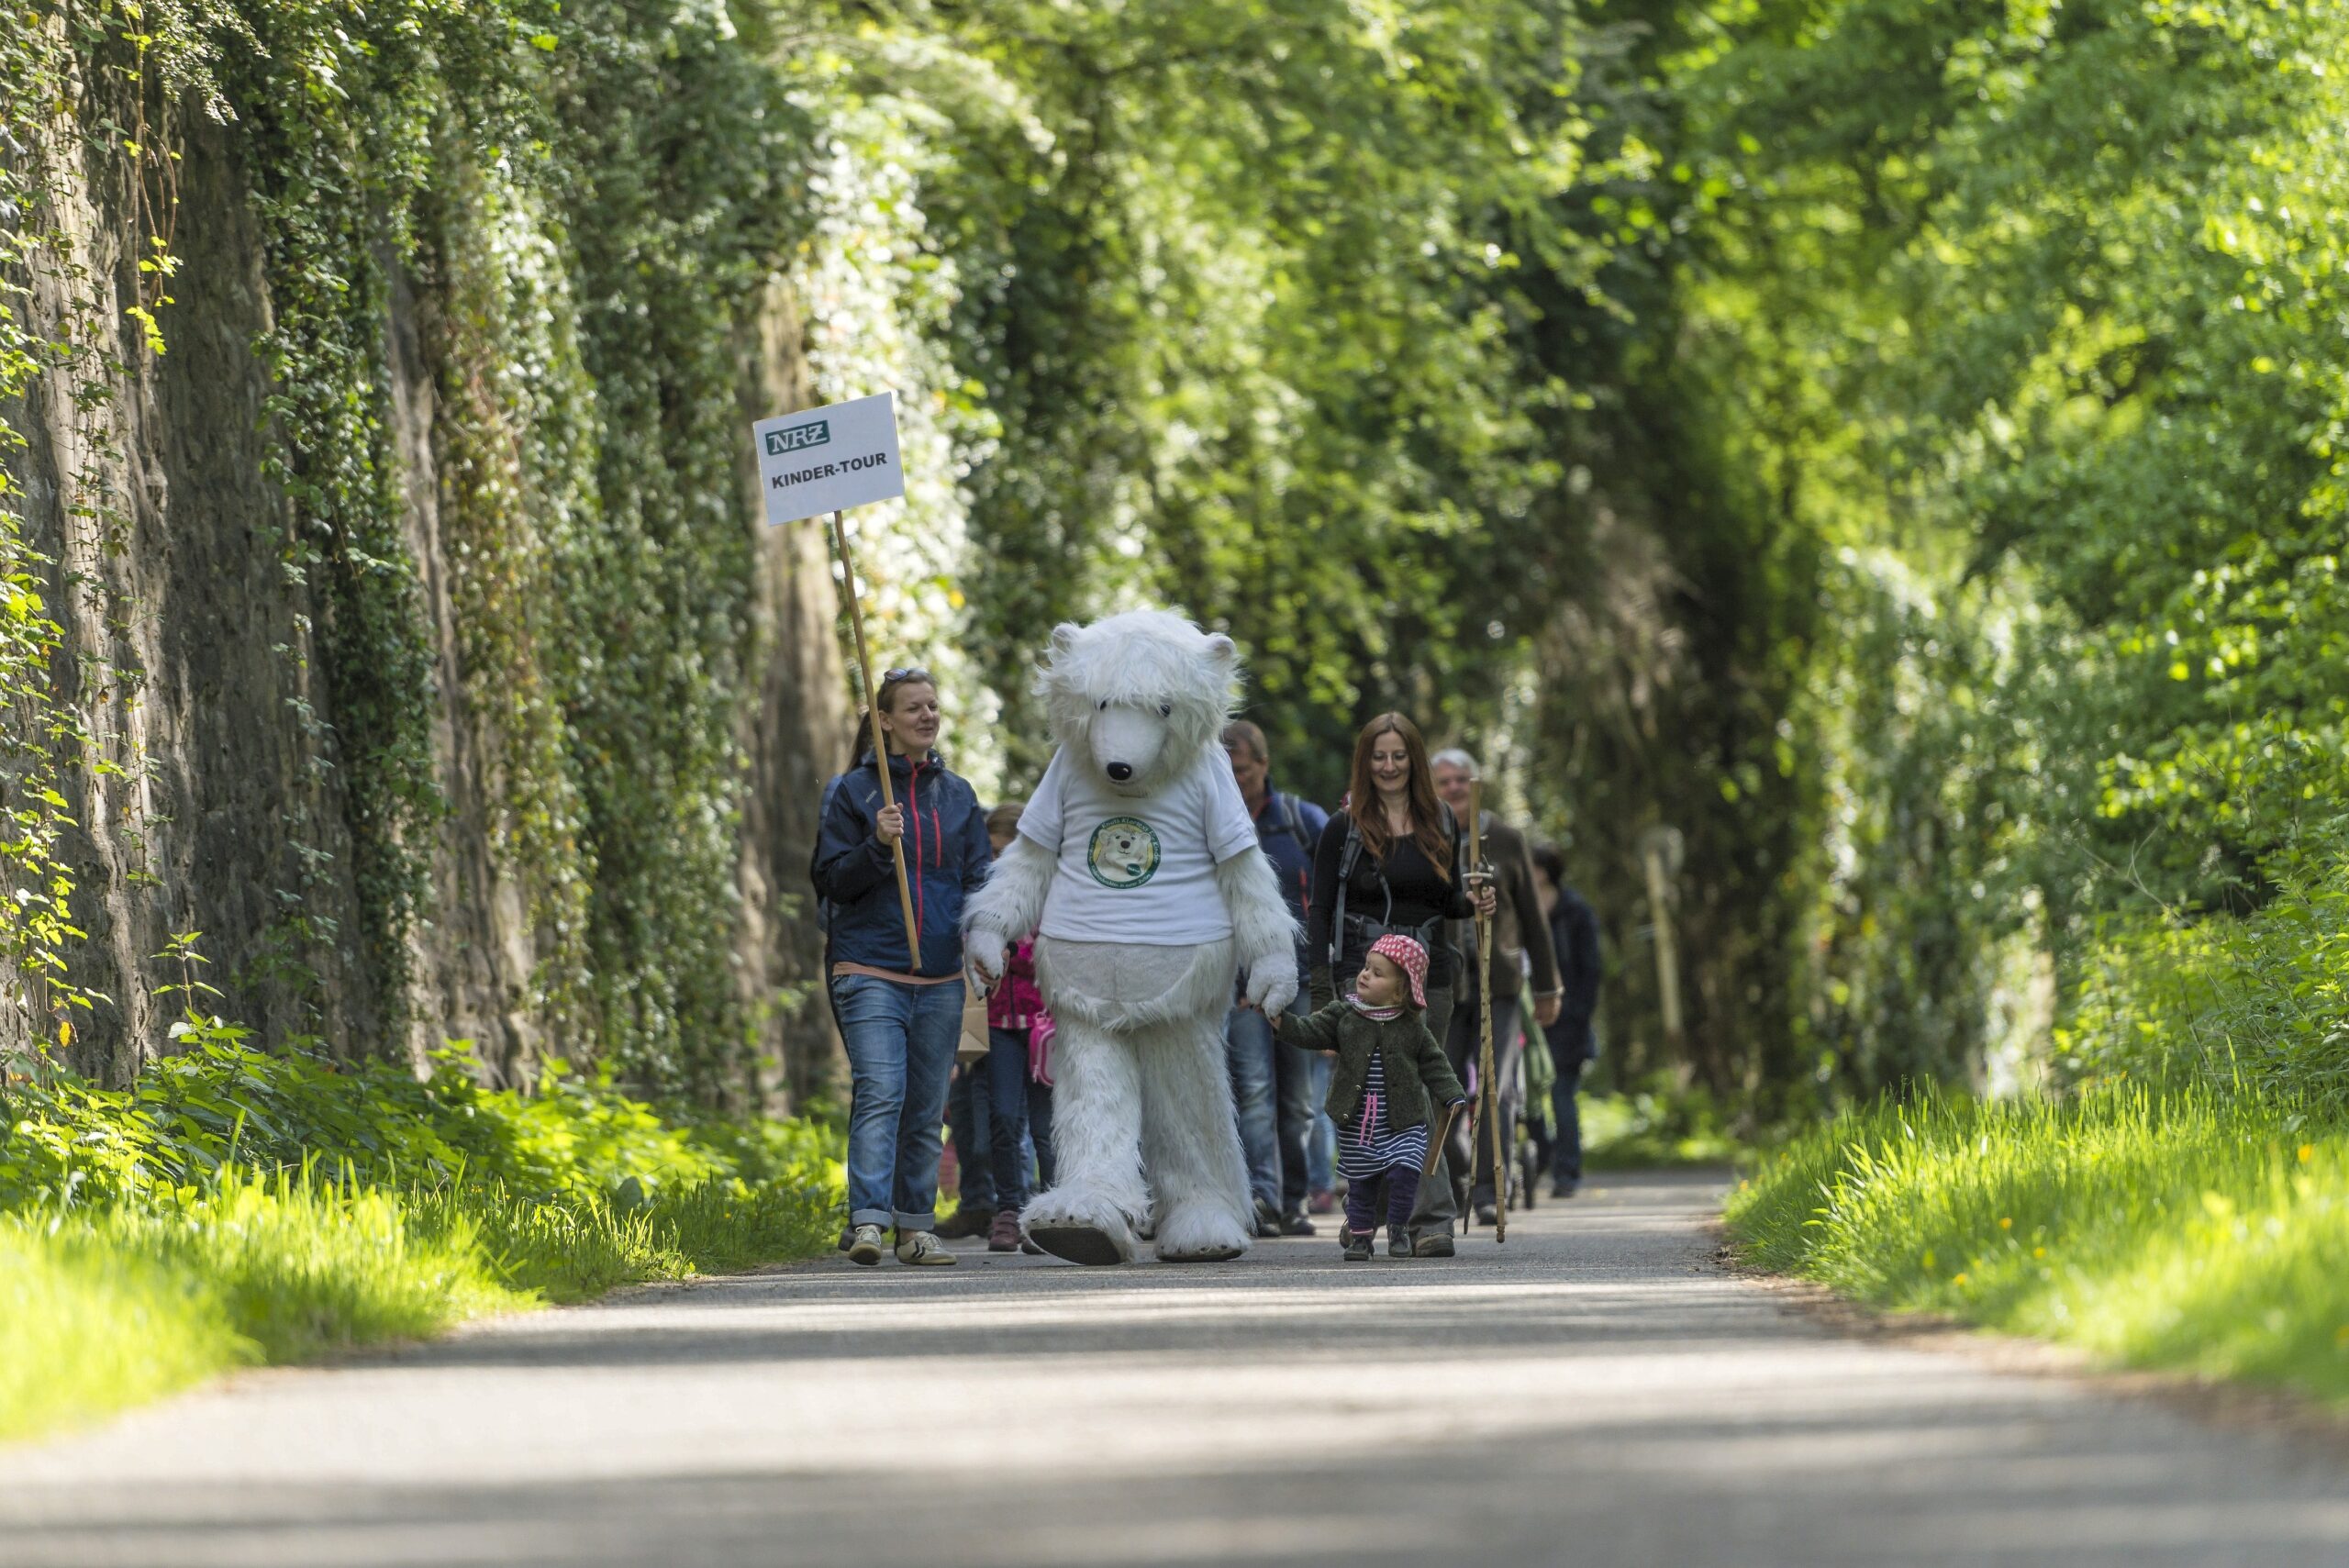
[0,2,999,1105]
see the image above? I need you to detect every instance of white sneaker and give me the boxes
[847,1224,886,1266]
[894,1229,958,1266]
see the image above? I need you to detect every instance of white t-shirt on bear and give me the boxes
[1019,742,1259,946]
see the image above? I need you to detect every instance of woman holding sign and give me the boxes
[812,667,993,1266]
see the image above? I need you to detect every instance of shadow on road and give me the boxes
[5,1170,2344,1568]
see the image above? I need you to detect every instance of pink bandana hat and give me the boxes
[1367,932,1430,1009]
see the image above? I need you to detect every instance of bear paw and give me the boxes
[1152,1200,1252,1263]
[1021,1190,1138,1267]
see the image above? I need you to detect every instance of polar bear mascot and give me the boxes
[963,610,1298,1264]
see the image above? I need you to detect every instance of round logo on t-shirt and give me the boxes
[1086,817,1162,888]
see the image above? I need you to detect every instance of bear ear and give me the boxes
[1049,623,1081,659]
[1204,633,1238,670]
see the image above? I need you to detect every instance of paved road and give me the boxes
[6,1170,2346,1567]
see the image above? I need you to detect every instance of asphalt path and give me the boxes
[6,1169,2346,1567]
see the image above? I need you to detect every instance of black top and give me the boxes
[1307,807,1472,993]
[1543,885,1604,1060]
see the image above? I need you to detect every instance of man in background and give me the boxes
[1222,720,1328,1236]
[1429,750,1561,1228]
[1530,840,1602,1196]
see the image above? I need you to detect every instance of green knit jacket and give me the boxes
[1275,1001,1467,1132]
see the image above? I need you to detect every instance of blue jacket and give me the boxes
[1251,784,1328,979]
[812,748,991,977]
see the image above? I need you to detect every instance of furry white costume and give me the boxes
[965,611,1298,1264]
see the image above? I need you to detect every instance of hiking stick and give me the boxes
[1422,1100,1461,1178]
[830,510,922,963]
[1468,779,1506,1243]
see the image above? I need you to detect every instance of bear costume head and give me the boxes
[1036,609,1238,798]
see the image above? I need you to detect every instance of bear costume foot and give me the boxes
[1020,1189,1140,1266]
[1151,1199,1252,1263]
[1027,1224,1131,1267]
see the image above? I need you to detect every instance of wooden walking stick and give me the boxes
[830,508,922,964]
[1468,779,1507,1243]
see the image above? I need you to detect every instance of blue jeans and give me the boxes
[1224,992,1316,1214]
[832,973,964,1229]
[1305,1051,1335,1193]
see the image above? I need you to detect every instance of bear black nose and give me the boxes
[1107,762,1133,783]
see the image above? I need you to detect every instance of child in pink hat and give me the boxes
[1275,934,1467,1259]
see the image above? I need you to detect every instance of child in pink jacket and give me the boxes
[977,805,1053,1251]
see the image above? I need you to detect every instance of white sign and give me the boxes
[752,392,906,526]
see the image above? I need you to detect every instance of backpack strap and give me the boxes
[1330,813,1363,965]
[1273,791,1314,858]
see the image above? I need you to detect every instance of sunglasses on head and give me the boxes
[880,667,931,685]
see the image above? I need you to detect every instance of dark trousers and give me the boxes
[1408,981,1520,1228]
[1028,1076,1056,1189]
[948,1029,1038,1213]
[1548,1056,1585,1186]
[947,1063,991,1209]
[1345,1164,1421,1237]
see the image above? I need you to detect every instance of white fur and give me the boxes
[963,834,1052,989]
[965,609,1299,1263]
[1040,610,1236,797]
[1219,851,1301,1015]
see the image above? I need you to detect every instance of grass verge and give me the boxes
[0,1044,843,1444]
[1725,1083,2349,1406]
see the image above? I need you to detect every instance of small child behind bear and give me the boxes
[1275,933,1467,1260]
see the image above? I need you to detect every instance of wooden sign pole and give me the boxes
[1468,779,1507,1243]
[829,508,922,964]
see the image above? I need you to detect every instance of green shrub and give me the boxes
[0,1036,840,1211]
[2055,826,2349,1112]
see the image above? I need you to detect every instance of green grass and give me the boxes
[1726,1084,2349,1404]
[0,1044,844,1444]
[1580,1081,1739,1169]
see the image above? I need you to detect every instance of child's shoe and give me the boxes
[1386,1225,1412,1259]
[1343,1229,1374,1262]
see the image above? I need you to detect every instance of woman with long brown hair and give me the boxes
[1303,712,1496,1256]
[1304,715,1495,1040]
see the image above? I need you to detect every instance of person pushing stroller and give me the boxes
[1275,934,1467,1261]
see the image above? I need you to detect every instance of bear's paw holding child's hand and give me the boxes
[965,926,1008,993]
[1241,954,1298,1018]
